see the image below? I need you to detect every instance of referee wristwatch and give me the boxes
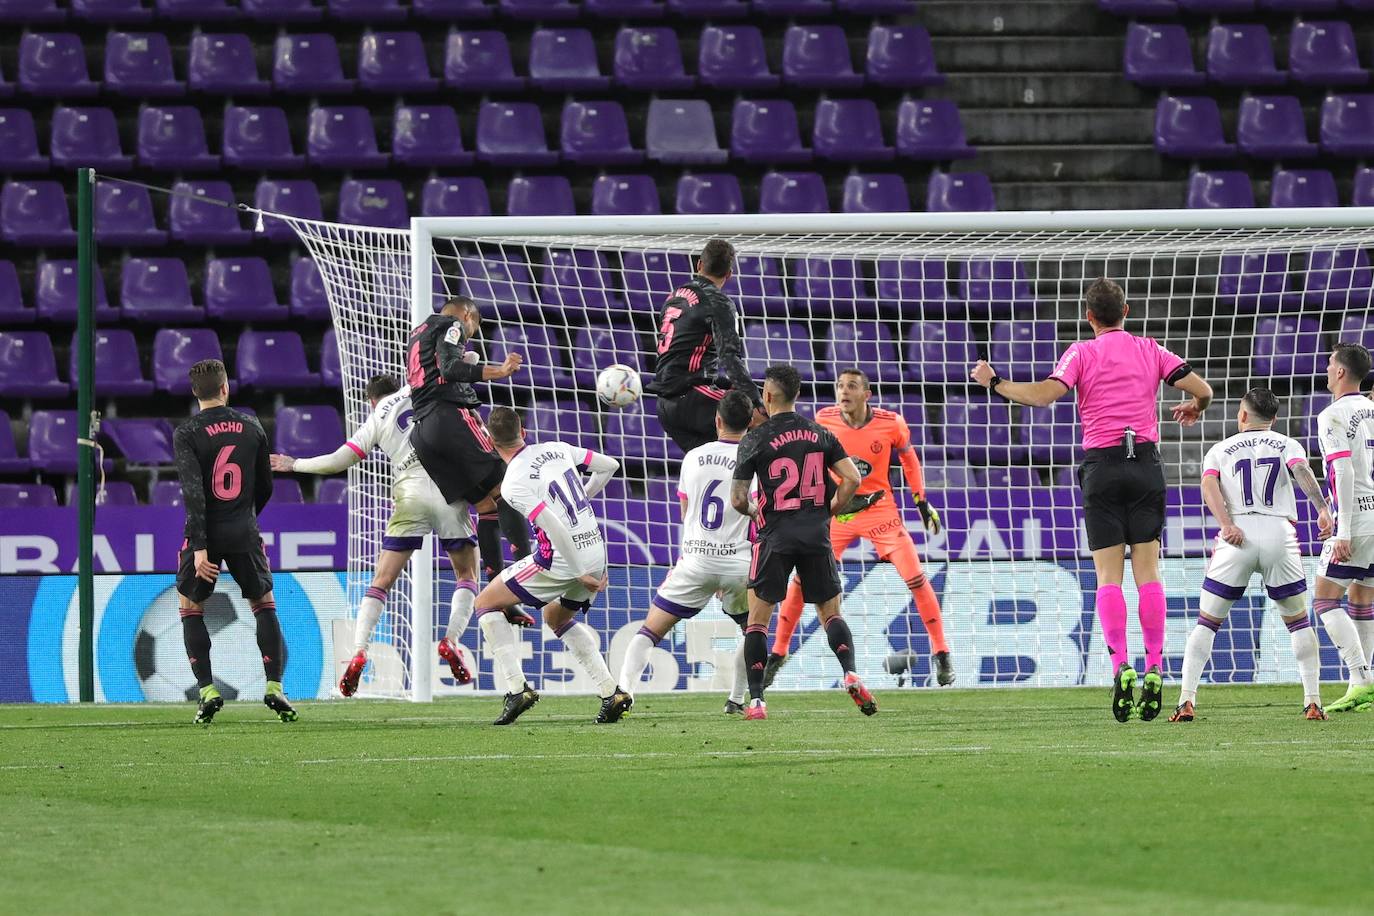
[986,373,1005,398]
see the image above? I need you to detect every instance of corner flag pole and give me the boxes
[76,168,96,703]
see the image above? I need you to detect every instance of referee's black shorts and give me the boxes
[411,405,505,506]
[657,385,724,454]
[1077,442,1167,551]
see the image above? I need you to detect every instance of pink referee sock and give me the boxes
[1138,580,1167,672]
[1096,584,1129,672]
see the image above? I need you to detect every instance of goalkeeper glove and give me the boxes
[916,499,942,535]
[835,490,885,523]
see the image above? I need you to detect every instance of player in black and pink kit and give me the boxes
[654,238,762,453]
[729,364,872,720]
[173,358,294,726]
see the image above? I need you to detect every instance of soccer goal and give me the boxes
[280,208,1374,701]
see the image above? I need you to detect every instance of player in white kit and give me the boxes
[272,375,527,696]
[1311,344,1374,712]
[471,406,634,726]
[1170,389,1333,722]
[619,391,755,714]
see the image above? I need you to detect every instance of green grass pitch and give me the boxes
[1,686,1367,915]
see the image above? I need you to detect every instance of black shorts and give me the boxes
[1078,443,1167,551]
[749,539,842,605]
[657,386,725,454]
[411,405,505,505]
[176,539,273,605]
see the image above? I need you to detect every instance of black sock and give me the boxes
[825,616,856,675]
[253,603,284,683]
[181,613,214,689]
[498,500,531,561]
[477,513,504,580]
[744,626,769,700]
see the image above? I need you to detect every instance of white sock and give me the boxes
[729,643,747,705]
[1179,623,1216,705]
[1350,607,1374,667]
[619,631,655,696]
[1289,624,1322,706]
[1319,607,1372,687]
[445,581,477,642]
[355,590,386,656]
[560,621,617,697]
[479,611,528,694]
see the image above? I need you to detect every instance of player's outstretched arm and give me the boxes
[271,446,361,475]
[581,451,620,499]
[1169,372,1213,427]
[1201,472,1243,546]
[969,360,1069,408]
[1291,460,1334,540]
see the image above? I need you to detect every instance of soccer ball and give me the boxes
[596,364,642,408]
[134,584,281,702]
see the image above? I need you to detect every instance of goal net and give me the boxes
[280,209,1374,701]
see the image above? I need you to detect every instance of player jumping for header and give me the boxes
[173,358,295,725]
[731,364,869,720]
[1170,388,1334,722]
[764,368,951,689]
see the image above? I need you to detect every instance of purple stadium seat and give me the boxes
[676,173,744,215]
[205,258,288,322]
[105,32,181,97]
[1291,22,1368,87]
[990,321,1059,380]
[1125,24,1204,89]
[136,106,217,171]
[291,259,331,320]
[0,110,47,173]
[896,99,975,160]
[614,28,693,90]
[1,181,75,246]
[1338,310,1374,352]
[337,179,409,229]
[558,102,639,167]
[1237,96,1318,159]
[0,411,29,474]
[733,255,787,315]
[393,105,474,167]
[838,0,913,10]
[530,29,609,92]
[540,249,624,313]
[476,102,558,166]
[500,0,579,17]
[1261,0,1340,8]
[1354,167,1374,206]
[414,0,495,18]
[241,0,322,21]
[587,0,665,15]
[732,100,811,164]
[317,477,348,503]
[604,406,672,463]
[0,0,65,22]
[1155,96,1235,159]
[0,262,34,326]
[487,324,573,389]
[1207,25,1284,88]
[758,171,829,213]
[877,261,950,316]
[307,106,388,169]
[82,329,155,397]
[813,99,894,162]
[742,321,816,379]
[1254,316,1323,378]
[445,32,524,92]
[29,411,84,475]
[843,174,911,213]
[794,258,876,318]
[622,250,692,312]
[36,260,118,323]
[571,326,644,389]
[50,107,132,172]
[0,484,57,508]
[329,0,408,19]
[188,33,269,95]
[525,400,602,454]
[149,480,183,506]
[18,34,98,98]
[238,331,319,389]
[1271,169,1339,207]
[591,175,661,215]
[957,260,1036,314]
[169,180,249,245]
[1320,94,1374,157]
[1177,0,1254,10]
[904,320,975,383]
[1301,248,1373,307]
[941,397,1026,466]
[95,182,165,247]
[359,32,439,93]
[782,25,863,90]
[152,329,223,394]
[1026,401,1080,466]
[320,327,342,388]
[0,333,67,399]
[1217,252,1298,312]
[866,25,942,89]
[824,323,901,384]
[0,69,10,100]
[102,418,174,464]
[668,0,749,15]
[646,100,726,165]
[421,177,491,218]
[273,34,352,94]
[1186,170,1254,208]
[754,0,831,14]
[255,179,323,241]
[275,406,345,457]
[122,258,201,324]
[457,255,541,317]
[156,0,239,19]
[506,175,575,216]
[926,172,996,212]
[699,26,778,91]
[222,106,304,169]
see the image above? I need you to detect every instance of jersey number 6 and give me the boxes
[212,445,242,501]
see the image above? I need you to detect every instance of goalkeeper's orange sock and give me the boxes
[772,579,805,657]
[910,580,948,655]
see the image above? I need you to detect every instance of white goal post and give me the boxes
[280,207,1374,701]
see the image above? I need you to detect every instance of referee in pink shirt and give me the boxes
[971,278,1213,723]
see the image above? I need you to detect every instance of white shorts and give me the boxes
[653,556,750,619]
[383,476,474,552]
[1202,515,1308,604]
[1317,533,1374,586]
[501,554,595,612]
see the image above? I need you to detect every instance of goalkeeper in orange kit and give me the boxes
[765,368,953,687]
